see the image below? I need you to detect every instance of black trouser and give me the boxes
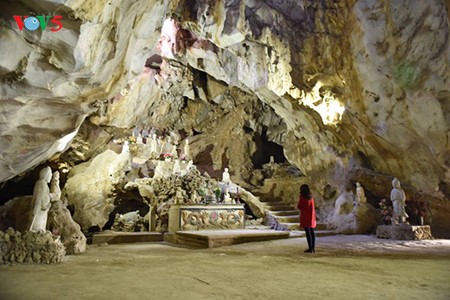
[304,227,316,250]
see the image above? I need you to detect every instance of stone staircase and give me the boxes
[260,198,333,236]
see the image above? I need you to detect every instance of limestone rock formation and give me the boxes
[238,189,265,219]
[0,228,65,264]
[327,192,380,234]
[0,0,449,236]
[47,201,86,254]
[63,149,130,231]
[0,196,33,232]
[111,211,147,232]
[376,225,433,240]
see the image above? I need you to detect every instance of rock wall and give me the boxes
[0,1,449,234]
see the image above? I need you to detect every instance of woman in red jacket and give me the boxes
[297,184,316,253]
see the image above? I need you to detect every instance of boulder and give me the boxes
[327,192,379,234]
[239,189,265,218]
[47,201,87,254]
[0,196,33,232]
[63,149,130,231]
[376,225,433,240]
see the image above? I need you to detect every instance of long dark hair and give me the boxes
[300,184,311,199]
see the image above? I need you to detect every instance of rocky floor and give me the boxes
[0,235,449,300]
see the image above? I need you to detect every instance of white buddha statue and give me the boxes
[183,138,191,160]
[355,182,367,204]
[132,126,140,138]
[136,134,143,144]
[171,145,178,158]
[150,134,158,154]
[122,141,130,154]
[391,178,408,224]
[173,159,181,174]
[223,189,232,204]
[222,167,231,184]
[30,167,53,233]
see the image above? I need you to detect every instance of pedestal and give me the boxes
[376,224,433,240]
[168,204,245,232]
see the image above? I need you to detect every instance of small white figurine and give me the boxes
[222,167,231,184]
[122,141,130,154]
[50,171,62,202]
[136,134,143,144]
[391,178,408,224]
[187,160,193,170]
[223,189,232,204]
[150,134,158,154]
[183,138,191,160]
[171,145,178,158]
[173,159,181,174]
[355,182,367,204]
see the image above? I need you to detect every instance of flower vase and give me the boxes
[165,157,171,162]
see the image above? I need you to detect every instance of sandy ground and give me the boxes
[0,235,449,300]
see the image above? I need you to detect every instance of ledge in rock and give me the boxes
[376,224,433,240]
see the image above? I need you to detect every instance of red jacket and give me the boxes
[297,195,316,228]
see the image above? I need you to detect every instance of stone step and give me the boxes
[258,198,283,203]
[268,210,299,216]
[273,215,299,223]
[171,229,290,248]
[262,203,296,211]
[289,230,336,238]
[271,222,328,231]
[90,231,164,245]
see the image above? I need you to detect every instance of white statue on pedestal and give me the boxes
[391,178,408,224]
[222,167,231,184]
[150,134,158,154]
[183,138,191,160]
[269,156,275,164]
[173,159,181,174]
[355,182,367,204]
[171,145,178,158]
[50,171,62,202]
[223,189,232,204]
[132,126,140,138]
[122,141,130,154]
[30,167,53,233]
[141,128,149,139]
[136,134,143,144]
[153,162,163,179]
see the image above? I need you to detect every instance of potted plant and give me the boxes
[379,198,393,225]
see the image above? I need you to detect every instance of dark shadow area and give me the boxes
[251,127,286,169]
[103,190,149,230]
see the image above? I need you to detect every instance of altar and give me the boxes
[168,204,245,232]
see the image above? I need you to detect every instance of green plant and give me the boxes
[379,198,393,224]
